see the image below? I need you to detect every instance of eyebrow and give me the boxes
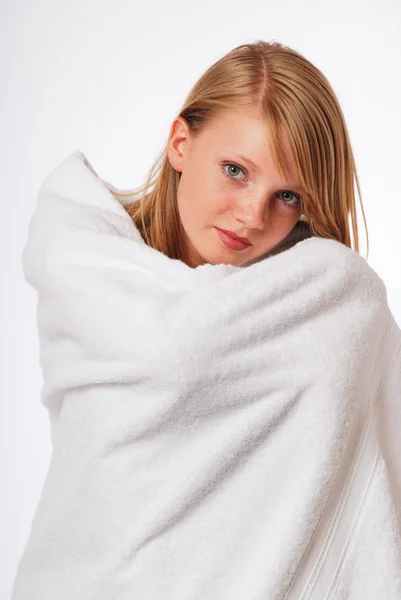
[237,154,261,173]
[236,153,302,191]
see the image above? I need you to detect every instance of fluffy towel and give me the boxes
[12,149,401,600]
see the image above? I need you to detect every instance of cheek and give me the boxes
[205,176,239,215]
[178,167,237,229]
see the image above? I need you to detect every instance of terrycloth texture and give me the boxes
[12,149,401,600]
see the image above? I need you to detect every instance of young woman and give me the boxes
[12,40,401,600]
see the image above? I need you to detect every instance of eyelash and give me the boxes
[219,160,302,208]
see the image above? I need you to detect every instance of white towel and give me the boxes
[12,149,401,600]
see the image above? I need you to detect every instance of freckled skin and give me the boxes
[166,108,303,268]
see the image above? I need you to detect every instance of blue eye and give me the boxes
[276,191,301,206]
[220,161,246,180]
[220,161,302,208]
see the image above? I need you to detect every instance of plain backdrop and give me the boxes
[1,0,400,598]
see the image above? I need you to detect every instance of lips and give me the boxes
[216,228,251,245]
[215,228,252,251]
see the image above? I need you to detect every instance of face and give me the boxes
[167,108,303,268]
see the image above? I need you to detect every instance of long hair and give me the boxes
[110,40,369,261]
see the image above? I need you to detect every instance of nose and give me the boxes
[233,198,267,231]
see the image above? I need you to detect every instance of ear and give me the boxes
[166,117,190,174]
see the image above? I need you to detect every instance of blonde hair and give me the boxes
[111,40,369,261]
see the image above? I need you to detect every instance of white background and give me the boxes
[1,0,400,598]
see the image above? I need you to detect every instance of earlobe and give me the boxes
[166,145,183,173]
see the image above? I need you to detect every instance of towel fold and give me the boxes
[12,149,401,600]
